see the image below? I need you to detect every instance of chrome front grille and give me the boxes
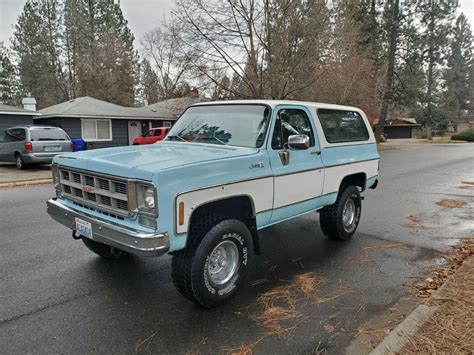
[59,168,130,216]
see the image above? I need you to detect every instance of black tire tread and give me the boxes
[320,185,360,241]
[171,214,229,303]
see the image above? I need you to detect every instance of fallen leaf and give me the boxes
[324,324,335,333]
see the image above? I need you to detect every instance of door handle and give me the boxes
[310,150,321,155]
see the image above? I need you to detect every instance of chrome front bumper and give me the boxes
[47,198,169,257]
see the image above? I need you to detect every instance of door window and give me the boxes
[144,130,153,137]
[153,129,163,137]
[271,109,314,149]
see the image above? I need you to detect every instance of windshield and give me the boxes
[166,104,271,148]
[30,128,69,141]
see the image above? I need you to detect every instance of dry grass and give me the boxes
[404,215,425,229]
[314,286,355,305]
[225,273,356,353]
[361,242,408,253]
[435,199,467,208]
[377,145,397,152]
[403,256,474,354]
[461,181,474,185]
[254,273,325,338]
[222,337,266,355]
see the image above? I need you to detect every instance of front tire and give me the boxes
[82,238,128,259]
[320,185,362,241]
[171,217,253,308]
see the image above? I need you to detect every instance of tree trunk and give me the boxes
[425,0,435,140]
[376,0,399,143]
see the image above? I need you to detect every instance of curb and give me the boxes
[368,255,473,355]
[369,304,438,355]
[0,178,52,189]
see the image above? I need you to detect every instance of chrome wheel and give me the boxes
[15,155,24,170]
[342,199,356,231]
[208,238,239,286]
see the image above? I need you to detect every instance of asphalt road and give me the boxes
[1,143,473,354]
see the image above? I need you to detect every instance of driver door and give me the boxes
[268,106,324,222]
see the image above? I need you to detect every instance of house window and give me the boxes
[81,119,112,141]
[163,121,172,128]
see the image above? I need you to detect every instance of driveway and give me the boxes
[0,163,51,184]
[0,143,473,354]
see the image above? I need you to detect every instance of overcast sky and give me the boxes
[1,0,473,49]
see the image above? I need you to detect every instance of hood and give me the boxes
[54,141,259,180]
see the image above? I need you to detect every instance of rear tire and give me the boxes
[82,238,128,259]
[320,185,361,241]
[15,153,27,170]
[171,216,253,308]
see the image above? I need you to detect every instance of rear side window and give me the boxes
[30,128,69,141]
[5,128,26,141]
[317,109,369,143]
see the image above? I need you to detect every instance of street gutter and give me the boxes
[0,178,52,189]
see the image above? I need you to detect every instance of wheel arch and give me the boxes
[186,195,260,255]
[339,172,367,192]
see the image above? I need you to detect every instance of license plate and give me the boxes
[45,146,62,152]
[75,218,93,239]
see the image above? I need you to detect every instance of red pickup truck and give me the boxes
[133,127,170,145]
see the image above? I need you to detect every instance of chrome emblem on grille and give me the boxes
[82,186,94,193]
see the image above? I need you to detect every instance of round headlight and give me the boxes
[143,187,155,209]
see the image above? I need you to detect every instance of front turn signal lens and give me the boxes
[179,202,184,226]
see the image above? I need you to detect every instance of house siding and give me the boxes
[0,114,34,131]
[36,117,129,149]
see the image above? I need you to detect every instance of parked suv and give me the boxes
[0,126,71,169]
[132,127,170,145]
[47,101,379,308]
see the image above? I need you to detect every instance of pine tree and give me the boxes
[444,13,473,124]
[69,0,137,106]
[138,58,160,105]
[12,0,65,108]
[0,47,18,105]
[417,0,456,138]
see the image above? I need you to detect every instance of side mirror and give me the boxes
[288,134,310,150]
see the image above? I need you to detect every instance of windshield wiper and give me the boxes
[167,135,188,142]
[200,136,228,146]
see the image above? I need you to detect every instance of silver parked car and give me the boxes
[0,126,71,169]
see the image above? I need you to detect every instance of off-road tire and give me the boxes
[15,153,26,170]
[320,185,361,241]
[171,216,253,308]
[82,238,128,259]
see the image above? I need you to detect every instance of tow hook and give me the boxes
[72,231,82,240]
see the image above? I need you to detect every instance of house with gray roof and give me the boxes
[145,96,202,118]
[0,100,40,131]
[35,96,178,149]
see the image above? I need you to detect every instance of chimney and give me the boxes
[22,95,37,111]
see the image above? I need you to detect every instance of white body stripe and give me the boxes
[176,177,273,234]
[322,160,379,195]
[175,160,378,235]
[274,169,324,208]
